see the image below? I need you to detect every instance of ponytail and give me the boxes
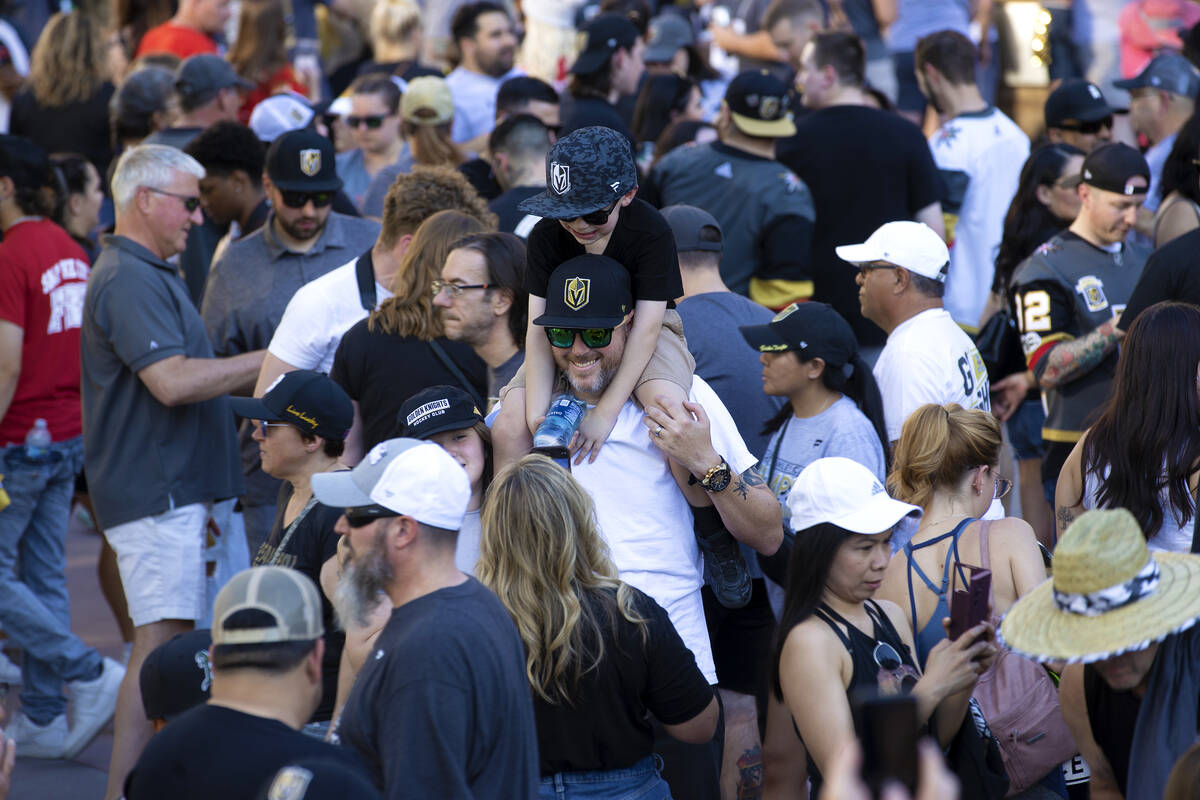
[887,403,1001,509]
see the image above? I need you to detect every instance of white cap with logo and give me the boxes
[835,221,950,282]
[786,457,922,534]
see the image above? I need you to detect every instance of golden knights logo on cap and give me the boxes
[550,162,570,195]
[564,277,589,310]
[760,96,781,119]
[299,148,321,177]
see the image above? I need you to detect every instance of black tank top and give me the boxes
[802,600,922,796]
[1083,664,1140,794]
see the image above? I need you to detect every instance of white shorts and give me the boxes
[104,502,210,627]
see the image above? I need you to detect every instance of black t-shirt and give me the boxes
[489,186,544,236]
[336,578,539,798]
[777,105,942,347]
[560,94,635,145]
[253,481,346,722]
[125,704,365,799]
[1118,225,1200,331]
[10,83,116,175]
[525,198,682,302]
[535,588,713,775]
[331,323,486,451]
[458,157,503,202]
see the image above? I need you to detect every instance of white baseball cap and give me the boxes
[311,438,470,530]
[248,92,315,143]
[835,221,950,282]
[786,457,922,534]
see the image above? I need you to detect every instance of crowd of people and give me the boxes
[1,1,1200,799]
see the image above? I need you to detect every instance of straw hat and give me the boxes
[999,508,1200,663]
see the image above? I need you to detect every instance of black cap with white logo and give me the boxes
[739,302,858,369]
[1080,142,1150,196]
[517,126,637,220]
[569,13,640,76]
[1044,79,1123,129]
[533,254,633,329]
[396,385,485,440]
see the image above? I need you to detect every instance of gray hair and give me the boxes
[111,144,205,211]
[908,271,947,299]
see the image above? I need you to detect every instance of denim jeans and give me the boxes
[0,436,102,724]
[539,755,672,800]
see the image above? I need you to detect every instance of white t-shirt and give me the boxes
[874,308,991,443]
[928,107,1029,329]
[445,65,525,144]
[555,376,755,685]
[267,257,393,374]
[457,508,482,575]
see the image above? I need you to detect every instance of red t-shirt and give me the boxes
[0,219,89,444]
[135,23,218,59]
[239,66,310,124]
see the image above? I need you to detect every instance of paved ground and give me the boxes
[6,512,124,799]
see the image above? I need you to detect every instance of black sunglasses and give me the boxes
[279,189,336,209]
[146,187,201,212]
[343,505,400,528]
[573,198,619,226]
[544,326,615,349]
[346,114,388,129]
[1062,115,1113,135]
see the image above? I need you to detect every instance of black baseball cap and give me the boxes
[725,70,796,138]
[533,254,633,328]
[396,385,485,440]
[230,369,353,440]
[265,128,342,192]
[0,135,51,189]
[1113,50,1200,97]
[139,629,213,721]
[1080,142,1150,196]
[662,204,722,253]
[570,13,640,76]
[517,126,637,220]
[176,54,253,105]
[1044,79,1123,129]
[739,302,858,368]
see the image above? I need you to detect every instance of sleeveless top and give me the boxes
[802,599,922,795]
[1083,664,1140,794]
[1082,468,1196,553]
[904,518,976,667]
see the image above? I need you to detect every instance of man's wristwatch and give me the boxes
[698,459,732,493]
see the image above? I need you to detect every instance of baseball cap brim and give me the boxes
[645,42,683,63]
[569,50,610,76]
[229,395,280,422]
[269,175,344,193]
[730,111,796,138]
[739,322,790,352]
[792,494,922,535]
[533,309,627,328]
[518,189,609,220]
[835,242,885,266]
[310,470,374,508]
[1111,75,1144,90]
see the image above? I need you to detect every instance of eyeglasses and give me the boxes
[431,280,492,298]
[1061,115,1113,135]
[258,421,292,437]
[544,326,616,349]
[346,114,389,129]
[146,187,201,212]
[278,189,336,209]
[343,505,401,528]
[993,474,1012,502]
[572,198,619,227]
[857,261,897,274]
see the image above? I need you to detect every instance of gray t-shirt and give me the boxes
[81,235,243,529]
[488,349,523,401]
[676,291,782,457]
[759,395,885,532]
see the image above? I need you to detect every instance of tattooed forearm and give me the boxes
[732,478,749,499]
[1040,319,1121,389]
[741,467,766,487]
[1056,505,1076,532]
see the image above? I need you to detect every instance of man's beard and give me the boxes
[333,528,393,629]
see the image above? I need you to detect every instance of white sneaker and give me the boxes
[0,650,21,685]
[63,657,124,759]
[8,711,67,759]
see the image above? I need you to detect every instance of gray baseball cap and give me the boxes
[662,204,722,253]
[176,55,253,106]
[1114,51,1200,97]
[212,567,324,646]
[645,14,694,64]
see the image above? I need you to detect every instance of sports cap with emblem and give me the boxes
[662,204,723,253]
[1114,50,1200,97]
[401,76,455,127]
[645,13,695,64]
[139,629,213,722]
[265,127,342,193]
[739,301,858,372]
[256,758,382,800]
[249,92,315,143]
[1044,79,1124,130]
[532,254,633,329]
[1079,141,1151,196]
[1000,508,1200,663]
[396,385,485,440]
[569,13,640,75]
[835,220,950,281]
[175,54,254,108]
[517,126,638,220]
[724,69,796,138]
[212,566,325,646]
[311,438,471,530]
[786,457,922,534]
[230,369,353,441]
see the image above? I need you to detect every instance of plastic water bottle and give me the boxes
[533,394,586,451]
[24,419,51,462]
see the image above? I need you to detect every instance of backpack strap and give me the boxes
[979,519,993,571]
[354,248,376,311]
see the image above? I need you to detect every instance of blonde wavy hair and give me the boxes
[477,455,647,704]
[369,0,421,50]
[29,12,108,107]
[887,403,1002,510]
[368,209,490,338]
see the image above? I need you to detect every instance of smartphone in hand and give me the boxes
[948,564,991,641]
[852,691,918,798]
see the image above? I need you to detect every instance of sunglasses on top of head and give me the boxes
[279,189,336,209]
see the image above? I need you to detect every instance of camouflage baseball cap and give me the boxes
[518,126,637,220]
